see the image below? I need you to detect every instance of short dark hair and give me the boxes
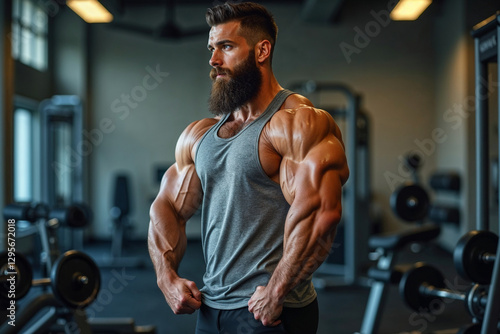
[206,2,278,62]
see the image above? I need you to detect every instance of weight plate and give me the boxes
[390,183,430,222]
[399,262,445,312]
[65,205,89,228]
[0,252,33,301]
[51,250,100,309]
[49,205,88,228]
[453,231,498,284]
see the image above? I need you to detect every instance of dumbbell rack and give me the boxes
[472,12,500,334]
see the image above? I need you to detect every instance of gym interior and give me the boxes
[1,0,500,333]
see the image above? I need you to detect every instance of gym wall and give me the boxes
[432,0,470,250]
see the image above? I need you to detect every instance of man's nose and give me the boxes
[209,49,222,67]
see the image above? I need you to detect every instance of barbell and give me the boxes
[391,175,461,224]
[453,230,498,284]
[0,250,100,308]
[3,202,90,228]
[399,262,489,320]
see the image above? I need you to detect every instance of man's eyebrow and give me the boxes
[207,39,234,50]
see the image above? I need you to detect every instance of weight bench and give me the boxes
[359,224,441,334]
[99,174,146,268]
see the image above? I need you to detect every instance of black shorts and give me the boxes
[195,298,319,334]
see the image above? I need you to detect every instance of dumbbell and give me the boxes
[453,230,498,284]
[3,202,90,228]
[399,262,489,320]
[0,250,100,308]
[429,172,461,193]
[390,183,430,222]
[427,204,460,226]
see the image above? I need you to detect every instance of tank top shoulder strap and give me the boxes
[257,89,295,124]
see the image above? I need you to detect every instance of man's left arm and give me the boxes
[248,107,349,326]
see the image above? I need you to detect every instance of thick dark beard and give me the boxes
[208,51,262,116]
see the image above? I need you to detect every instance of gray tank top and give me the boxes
[195,90,317,310]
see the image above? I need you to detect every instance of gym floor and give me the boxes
[20,238,475,334]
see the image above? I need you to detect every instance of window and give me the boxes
[13,107,34,202]
[13,96,39,203]
[12,0,49,71]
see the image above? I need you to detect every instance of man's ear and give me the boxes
[256,40,272,63]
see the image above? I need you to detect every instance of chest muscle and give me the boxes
[217,120,281,184]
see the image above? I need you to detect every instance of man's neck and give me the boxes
[231,75,282,123]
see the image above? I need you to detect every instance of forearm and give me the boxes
[268,207,340,302]
[148,200,203,314]
[148,199,188,283]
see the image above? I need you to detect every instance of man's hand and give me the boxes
[160,277,202,314]
[248,286,283,327]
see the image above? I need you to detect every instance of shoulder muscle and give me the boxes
[269,107,344,161]
[176,118,218,168]
[268,107,349,202]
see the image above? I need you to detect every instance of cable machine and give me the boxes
[471,12,500,334]
[40,95,85,251]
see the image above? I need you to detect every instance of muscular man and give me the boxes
[148,2,349,333]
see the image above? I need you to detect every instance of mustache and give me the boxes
[210,68,231,80]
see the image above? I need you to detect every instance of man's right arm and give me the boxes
[148,119,215,314]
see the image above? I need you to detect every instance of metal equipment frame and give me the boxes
[471,12,500,334]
